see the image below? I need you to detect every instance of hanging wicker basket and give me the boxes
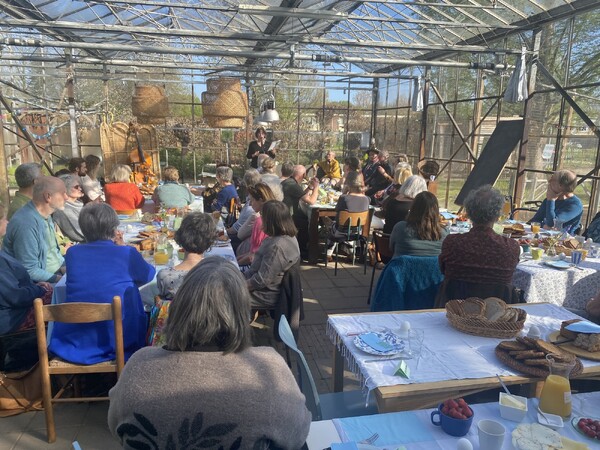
[202,77,247,128]
[131,85,169,120]
[207,77,241,94]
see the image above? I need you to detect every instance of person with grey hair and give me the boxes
[529,169,582,233]
[280,161,294,180]
[105,164,145,213]
[383,174,428,233]
[211,165,239,213]
[8,162,42,219]
[261,157,280,184]
[227,169,260,249]
[52,174,85,242]
[3,176,66,282]
[436,185,520,307]
[48,202,155,365]
[108,257,311,449]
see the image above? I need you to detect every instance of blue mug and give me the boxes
[431,403,474,437]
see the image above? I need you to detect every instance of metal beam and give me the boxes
[0,37,508,70]
[0,17,520,53]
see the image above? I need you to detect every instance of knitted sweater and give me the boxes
[108,346,311,449]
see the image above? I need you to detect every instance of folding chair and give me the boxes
[367,230,393,304]
[325,210,371,276]
[278,315,378,421]
[34,296,125,443]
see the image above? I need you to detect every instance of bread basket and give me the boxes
[446,299,527,338]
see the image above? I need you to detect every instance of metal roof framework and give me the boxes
[0,0,598,81]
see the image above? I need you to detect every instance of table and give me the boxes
[513,257,600,309]
[306,392,600,449]
[328,303,600,413]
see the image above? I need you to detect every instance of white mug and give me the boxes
[478,419,505,450]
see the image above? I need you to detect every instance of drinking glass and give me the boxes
[530,222,541,234]
[553,219,565,231]
[408,329,425,367]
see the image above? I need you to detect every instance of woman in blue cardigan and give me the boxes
[49,203,155,364]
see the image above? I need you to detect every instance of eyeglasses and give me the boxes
[73,185,82,190]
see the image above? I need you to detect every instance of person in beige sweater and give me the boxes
[108,256,311,449]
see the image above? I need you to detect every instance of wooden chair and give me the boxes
[325,210,371,276]
[33,296,125,443]
[367,230,393,304]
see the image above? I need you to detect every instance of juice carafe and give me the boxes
[538,355,575,417]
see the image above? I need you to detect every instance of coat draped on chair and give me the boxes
[370,255,443,312]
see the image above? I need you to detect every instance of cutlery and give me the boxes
[358,432,379,445]
[496,374,511,395]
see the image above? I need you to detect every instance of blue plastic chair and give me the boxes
[278,315,379,421]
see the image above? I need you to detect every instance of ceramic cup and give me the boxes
[572,250,583,266]
[531,248,544,260]
[478,419,505,450]
[431,404,473,437]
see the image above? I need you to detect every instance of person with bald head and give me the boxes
[3,176,67,282]
[529,169,583,233]
[281,165,319,256]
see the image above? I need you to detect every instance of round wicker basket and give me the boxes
[207,116,245,129]
[202,78,248,127]
[446,300,527,338]
[131,85,169,119]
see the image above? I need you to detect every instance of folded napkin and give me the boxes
[334,412,430,446]
[359,332,399,352]
[566,321,600,333]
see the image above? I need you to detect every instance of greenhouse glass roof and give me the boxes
[0,0,598,77]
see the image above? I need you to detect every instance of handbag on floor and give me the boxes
[0,363,43,417]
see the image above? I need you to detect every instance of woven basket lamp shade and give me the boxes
[202,77,248,129]
[131,85,169,123]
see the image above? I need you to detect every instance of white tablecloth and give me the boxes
[327,304,600,393]
[307,392,600,449]
[513,257,600,309]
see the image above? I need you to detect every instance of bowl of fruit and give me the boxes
[431,398,474,437]
[573,417,600,441]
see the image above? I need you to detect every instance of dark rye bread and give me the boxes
[498,340,529,351]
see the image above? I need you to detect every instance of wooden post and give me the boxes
[0,111,9,207]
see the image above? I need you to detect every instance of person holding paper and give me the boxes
[246,126,276,169]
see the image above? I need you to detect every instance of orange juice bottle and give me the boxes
[538,356,575,417]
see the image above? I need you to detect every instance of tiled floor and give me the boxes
[1,261,378,449]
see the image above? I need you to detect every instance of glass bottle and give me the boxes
[538,355,575,417]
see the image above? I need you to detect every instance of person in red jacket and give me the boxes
[104,164,145,213]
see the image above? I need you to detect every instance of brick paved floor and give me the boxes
[1,261,378,449]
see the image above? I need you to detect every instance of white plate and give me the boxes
[544,260,571,270]
[354,331,405,356]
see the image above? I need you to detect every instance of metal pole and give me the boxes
[65,52,79,158]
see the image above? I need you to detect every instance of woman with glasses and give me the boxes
[52,174,85,242]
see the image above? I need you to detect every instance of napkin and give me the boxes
[359,332,397,352]
[565,321,600,333]
[334,412,429,445]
